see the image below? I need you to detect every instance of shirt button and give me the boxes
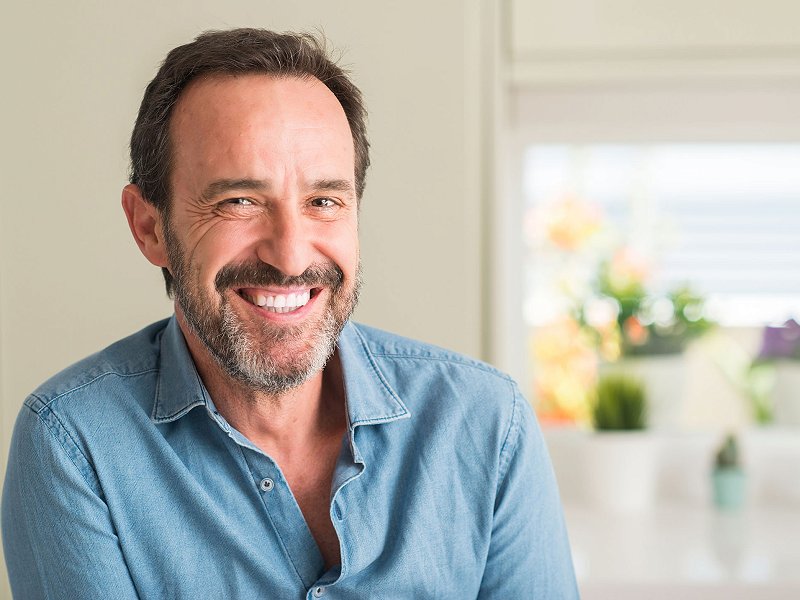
[313,586,326,597]
[259,478,274,492]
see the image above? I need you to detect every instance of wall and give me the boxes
[0,1,488,596]
[508,0,800,84]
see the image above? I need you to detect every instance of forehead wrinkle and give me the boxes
[171,75,356,206]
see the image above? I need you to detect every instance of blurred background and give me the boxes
[1,1,799,598]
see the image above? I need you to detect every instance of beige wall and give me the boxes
[0,1,488,596]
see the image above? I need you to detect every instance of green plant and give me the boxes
[576,249,716,358]
[714,337,777,424]
[714,433,741,471]
[592,373,647,430]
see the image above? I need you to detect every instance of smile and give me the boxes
[236,287,317,313]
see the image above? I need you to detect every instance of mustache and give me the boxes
[215,261,344,292]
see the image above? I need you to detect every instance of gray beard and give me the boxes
[164,220,360,396]
[198,291,340,395]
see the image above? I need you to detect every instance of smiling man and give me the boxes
[2,29,577,599]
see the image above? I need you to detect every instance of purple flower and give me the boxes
[758,319,800,360]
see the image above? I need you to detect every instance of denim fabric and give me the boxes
[3,317,577,599]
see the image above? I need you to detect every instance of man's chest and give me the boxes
[94,413,492,598]
[282,463,342,569]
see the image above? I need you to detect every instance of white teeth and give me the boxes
[242,289,313,312]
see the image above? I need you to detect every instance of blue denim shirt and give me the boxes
[2,317,577,599]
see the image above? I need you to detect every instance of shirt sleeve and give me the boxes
[477,385,579,599]
[2,401,141,600]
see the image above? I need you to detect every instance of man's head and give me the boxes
[129,28,369,296]
[122,29,367,395]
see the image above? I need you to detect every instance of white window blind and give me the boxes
[522,143,800,325]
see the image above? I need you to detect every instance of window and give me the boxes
[495,84,800,414]
[523,143,800,327]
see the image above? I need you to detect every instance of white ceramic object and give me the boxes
[583,431,660,512]
[771,362,800,426]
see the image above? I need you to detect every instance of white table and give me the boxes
[542,426,800,598]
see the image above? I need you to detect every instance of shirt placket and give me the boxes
[206,405,327,593]
[240,447,326,591]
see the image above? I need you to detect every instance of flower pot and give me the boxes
[712,467,746,510]
[583,431,659,512]
[772,361,800,426]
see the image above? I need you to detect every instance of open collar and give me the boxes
[337,322,410,427]
[151,317,208,423]
[150,317,410,428]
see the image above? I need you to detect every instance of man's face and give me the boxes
[164,74,360,394]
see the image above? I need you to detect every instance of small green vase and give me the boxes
[712,467,746,510]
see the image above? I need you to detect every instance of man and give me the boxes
[2,29,577,598]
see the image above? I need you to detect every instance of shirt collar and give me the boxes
[150,317,410,427]
[151,317,209,423]
[337,321,410,427]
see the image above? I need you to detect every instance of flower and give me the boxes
[526,196,714,424]
[604,248,649,298]
[757,319,800,360]
[531,317,597,425]
[623,316,649,347]
[529,196,602,251]
[585,250,714,357]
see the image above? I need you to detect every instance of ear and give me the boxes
[121,184,169,268]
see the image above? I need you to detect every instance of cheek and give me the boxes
[191,221,259,263]
[179,236,241,292]
[320,223,359,273]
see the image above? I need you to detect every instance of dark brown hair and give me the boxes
[128,28,370,294]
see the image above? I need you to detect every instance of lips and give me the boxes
[216,262,341,315]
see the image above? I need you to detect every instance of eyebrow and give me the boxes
[312,179,355,195]
[200,177,355,201]
[201,178,270,202]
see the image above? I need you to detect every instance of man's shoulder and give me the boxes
[25,318,169,415]
[347,323,529,463]
[351,322,511,378]
[349,322,517,396]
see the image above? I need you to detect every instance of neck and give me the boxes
[175,309,347,456]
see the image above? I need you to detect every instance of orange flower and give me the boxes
[623,316,649,346]
[606,248,650,295]
[539,196,602,251]
[531,317,597,425]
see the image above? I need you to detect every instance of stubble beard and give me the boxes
[163,220,361,396]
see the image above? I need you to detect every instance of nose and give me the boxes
[255,209,314,277]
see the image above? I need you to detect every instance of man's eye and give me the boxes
[227,197,254,206]
[310,197,336,208]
